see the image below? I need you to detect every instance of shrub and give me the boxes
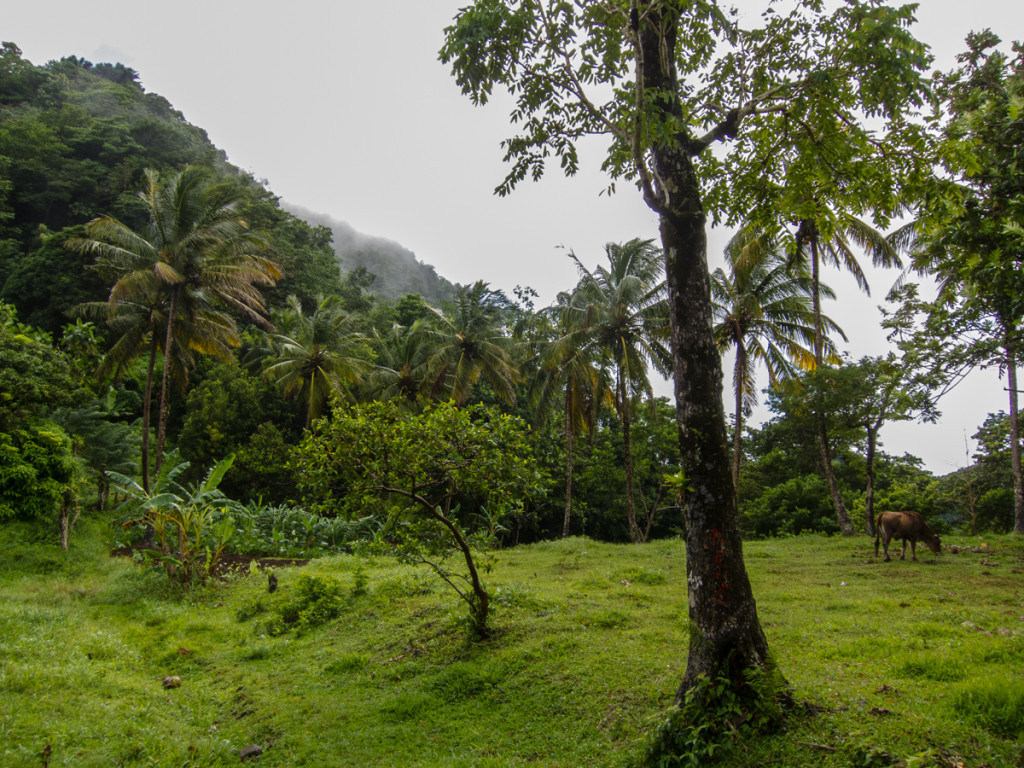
[238,573,363,636]
[222,502,377,557]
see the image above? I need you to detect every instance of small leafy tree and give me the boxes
[805,355,938,535]
[297,399,544,638]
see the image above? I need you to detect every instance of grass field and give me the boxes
[1,519,1022,767]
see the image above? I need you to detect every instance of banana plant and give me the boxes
[108,452,239,584]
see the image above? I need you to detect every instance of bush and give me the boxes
[238,573,361,636]
[223,502,378,557]
[0,426,76,522]
[741,474,841,537]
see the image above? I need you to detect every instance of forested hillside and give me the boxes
[0,42,452,333]
[284,204,455,304]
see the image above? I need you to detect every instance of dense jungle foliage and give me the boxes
[1,36,1022,564]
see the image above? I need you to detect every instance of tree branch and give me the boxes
[628,0,667,214]
[687,80,799,156]
[537,2,630,145]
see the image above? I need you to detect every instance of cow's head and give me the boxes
[925,532,942,555]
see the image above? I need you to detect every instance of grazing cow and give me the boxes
[874,510,942,562]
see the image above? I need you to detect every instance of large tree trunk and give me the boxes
[562,388,574,538]
[639,9,772,703]
[806,225,854,534]
[661,207,771,699]
[1006,345,1024,534]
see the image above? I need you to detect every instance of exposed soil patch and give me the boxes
[110,545,309,579]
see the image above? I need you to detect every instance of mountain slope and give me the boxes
[284,204,456,305]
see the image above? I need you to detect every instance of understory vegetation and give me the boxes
[1,521,1022,768]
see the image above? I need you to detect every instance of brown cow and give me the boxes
[873,510,942,562]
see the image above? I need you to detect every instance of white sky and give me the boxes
[5,2,1022,474]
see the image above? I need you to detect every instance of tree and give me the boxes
[296,399,544,638]
[0,302,82,432]
[51,396,139,512]
[711,232,838,489]
[570,239,671,543]
[798,217,907,534]
[176,362,297,493]
[532,289,610,537]
[803,355,938,534]
[257,294,370,429]
[365,320,435,406]
[906,32,1024,534]
[425,281,518,405]
[0,304,83,541]
[72,278,221,493]
[70,166,281,476]
[441,0,930,716]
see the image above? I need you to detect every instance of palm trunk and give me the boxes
[619,367,642,544]
[562,388,574,538]
[639,8,772,704]
[155,285,179,474]
[141,334,158,494]
[864,424,878,536]
[1006,344,1024,534]
[807,225,854,535]
[732,343,746,492]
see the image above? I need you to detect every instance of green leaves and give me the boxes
[296,398,545,636]
[109,452,240,584]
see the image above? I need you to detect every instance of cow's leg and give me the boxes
[910,540,917,561]
[900,538,907,560]
[882,528,892,562]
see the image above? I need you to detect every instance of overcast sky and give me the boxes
[5,2,1023,474]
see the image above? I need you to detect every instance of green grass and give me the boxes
[2,520,1023,767]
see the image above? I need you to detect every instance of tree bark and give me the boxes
[639,9,772,702]
[620,367,642,544]
[732,343,746,492]
[864,425,878,536]
[806,225,854,535]
[155,284,179,474]
[141,335,158,494]
[562,387,574,538]
[1006,345,1024,534]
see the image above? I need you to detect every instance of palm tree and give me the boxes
[365,320,435,406]
[259,294,370,428]
[71,166,280,474]
[73,291,232,493]
[531,291,612,537]
[790,213,903,534]
[424,281,518,405]
[712,232,844,489]
[571,239,672,544]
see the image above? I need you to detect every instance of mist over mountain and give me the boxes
[283,204,456,306]
[0,43,457,329]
